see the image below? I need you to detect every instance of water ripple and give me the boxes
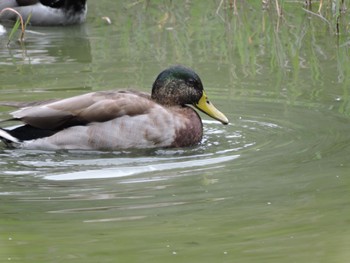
[1,105,343,186]
[43,155,239,181]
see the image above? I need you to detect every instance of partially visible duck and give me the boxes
[0,65,229,151]
[0,0,87,26]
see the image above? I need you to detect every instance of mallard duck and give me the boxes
[0,0,87,26]
[0,65,228,150]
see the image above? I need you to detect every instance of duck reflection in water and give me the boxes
[0,24,92,64]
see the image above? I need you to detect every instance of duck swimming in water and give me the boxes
[0,65,229,151]
[0,0,87,26]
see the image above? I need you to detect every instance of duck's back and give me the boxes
[19,104,203,150]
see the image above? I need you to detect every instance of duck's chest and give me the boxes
[170,108,203,147]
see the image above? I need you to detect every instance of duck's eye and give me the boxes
[187,78,196,85]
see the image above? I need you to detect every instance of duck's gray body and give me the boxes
[0,0,87,26]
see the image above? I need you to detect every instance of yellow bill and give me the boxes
[195,91,229,125]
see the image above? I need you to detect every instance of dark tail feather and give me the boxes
[5,125,58,141]
[0,125,58,147]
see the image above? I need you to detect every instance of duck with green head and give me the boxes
[0,65,228,150]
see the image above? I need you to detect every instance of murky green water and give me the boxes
[1,1,350,262]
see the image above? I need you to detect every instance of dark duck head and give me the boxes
[151,65,229,125]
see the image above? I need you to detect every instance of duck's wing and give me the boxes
[11,90,154,130]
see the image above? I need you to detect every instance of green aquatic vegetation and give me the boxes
[278,0,346,34]
[0,7,31,46]
[92,0,349,98]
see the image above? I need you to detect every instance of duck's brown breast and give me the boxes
[170,107,203,147]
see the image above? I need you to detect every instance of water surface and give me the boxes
[1,1,350,262]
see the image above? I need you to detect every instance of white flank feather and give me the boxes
[0,129,19,143]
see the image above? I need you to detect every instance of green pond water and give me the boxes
[1,1,350,262]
